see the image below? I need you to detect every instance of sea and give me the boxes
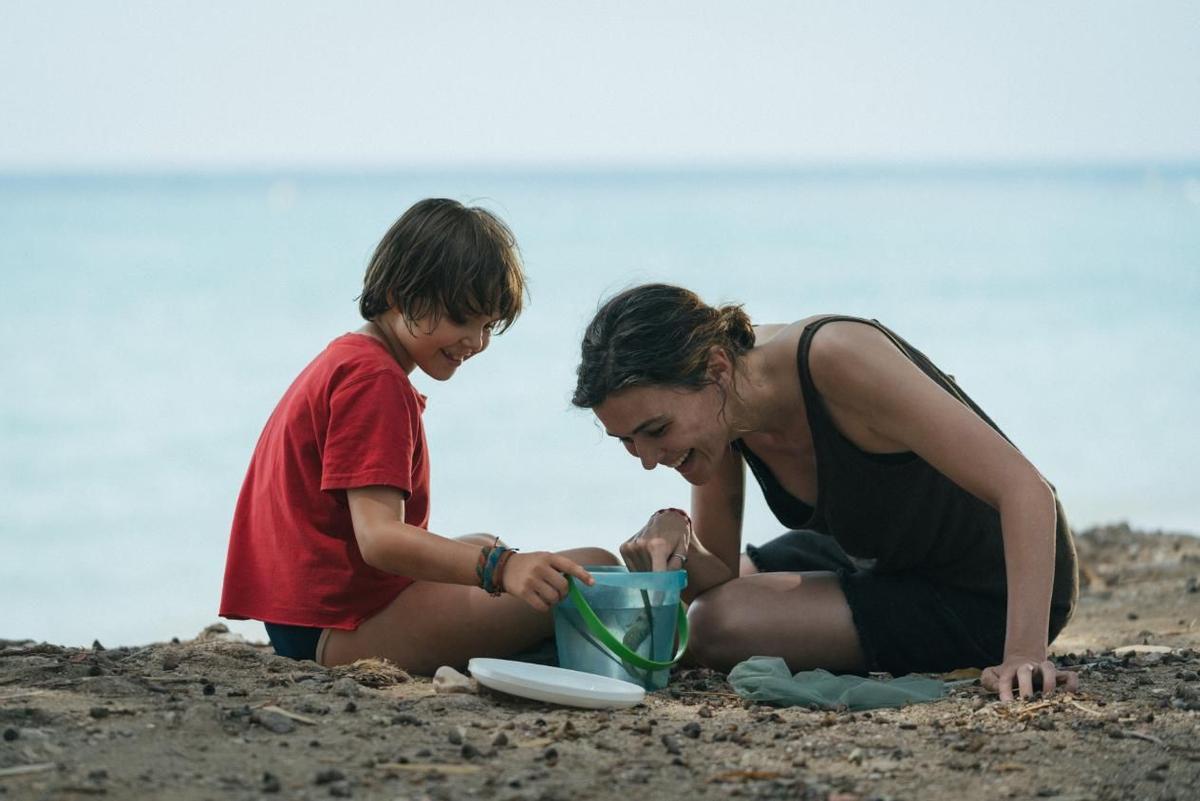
[2,166,1198,647]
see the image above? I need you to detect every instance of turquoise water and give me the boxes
[2,167,1198,647]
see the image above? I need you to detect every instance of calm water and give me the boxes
[2,167,1198,647]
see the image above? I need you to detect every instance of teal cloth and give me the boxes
[727,656,945,710]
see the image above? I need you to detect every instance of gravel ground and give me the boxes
[2,523,1198,801]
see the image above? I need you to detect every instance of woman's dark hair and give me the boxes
[358,198,525,331]
[572,283,755,409]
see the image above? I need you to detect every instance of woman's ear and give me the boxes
[706,346,734,384]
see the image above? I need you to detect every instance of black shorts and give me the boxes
[745,530,1072,675]
[265,623,323,662]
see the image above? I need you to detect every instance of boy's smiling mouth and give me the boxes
[441,349,468,365]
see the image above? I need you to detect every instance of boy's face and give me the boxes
[389,313,498,381]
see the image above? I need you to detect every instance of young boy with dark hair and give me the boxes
[220,199,613,672]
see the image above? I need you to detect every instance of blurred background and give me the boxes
[2,1,1197,647]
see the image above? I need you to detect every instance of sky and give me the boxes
[1,1,1199,170]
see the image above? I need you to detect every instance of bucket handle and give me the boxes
[564,576,689,671]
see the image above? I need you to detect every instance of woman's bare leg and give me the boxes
[686,571,866,673]
[739,553,759,576]
[321,544,619,674]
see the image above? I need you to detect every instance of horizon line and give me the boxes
[3,158,1200,180]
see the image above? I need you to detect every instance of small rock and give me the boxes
[331,678,360,698]
[202,683,216,696]
[490,731,509,748]
[314,768,345,785]
[261,772,281,793]
[329,780,353,797]
[87,769,108,781]
[1186,577,1198,593]
[681,722,701,739]
[161,653,181,671]
[461,743,481,759]
[89,707,110,720]
[661,734,681,755]
[447,727,465,745]
[3,727,18,741]
[253,709,297,734]
[848,747,865,765]
[432,665,475,694]
[541,746,558,765]
[1177,670,1199,682]
[197,622,247,644]
[343,701,357,714]
[698,705,713,719]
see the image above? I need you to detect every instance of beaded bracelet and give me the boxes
[491,548,518,596]
[476,543,517,596]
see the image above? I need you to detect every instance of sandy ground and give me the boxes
[3,524,1199,801]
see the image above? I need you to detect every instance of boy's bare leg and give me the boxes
[685,571,866,673]
[320,544,619,674]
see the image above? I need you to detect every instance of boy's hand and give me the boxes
[502,552,594,612]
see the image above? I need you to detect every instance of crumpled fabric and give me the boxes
[727,656,945,710]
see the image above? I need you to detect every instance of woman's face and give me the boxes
[593,383,731,485]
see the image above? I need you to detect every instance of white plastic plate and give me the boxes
[467,658,645,709]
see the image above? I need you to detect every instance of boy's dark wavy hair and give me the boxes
[572,283,755,409]
[358,199,525,331]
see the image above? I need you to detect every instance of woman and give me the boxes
[572,284,1079,701]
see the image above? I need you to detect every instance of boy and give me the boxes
[220,199,612,672]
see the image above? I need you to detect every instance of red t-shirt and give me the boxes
[220,333,428,630]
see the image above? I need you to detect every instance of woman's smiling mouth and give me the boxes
[666,449,693,470]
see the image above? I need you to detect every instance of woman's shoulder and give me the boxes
[754,315,870,353]
[752,315,829,344]
[750,316,903,389]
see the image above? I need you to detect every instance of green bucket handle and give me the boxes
[564,575,689,672]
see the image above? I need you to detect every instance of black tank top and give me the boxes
[736,316,1077,608]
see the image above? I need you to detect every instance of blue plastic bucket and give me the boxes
[554,566,688,690]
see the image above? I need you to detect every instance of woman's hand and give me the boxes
[620,509,692,572]
[981,655,1079,701]
[501,552,594,612]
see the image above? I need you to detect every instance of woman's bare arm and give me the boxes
[686,443,746,595]
[808,321,1073,699]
